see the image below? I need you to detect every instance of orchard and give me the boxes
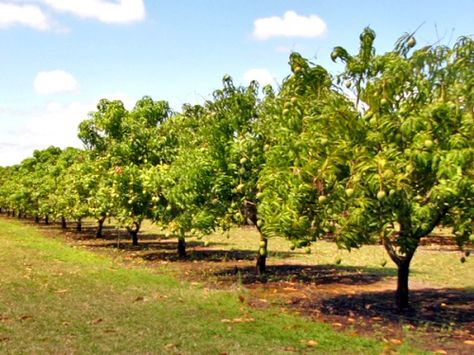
[0,29,473,314]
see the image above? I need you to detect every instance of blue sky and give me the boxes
[0,0,473,166]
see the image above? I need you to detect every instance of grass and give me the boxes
[139,221,474,289]
[0,218,402,354]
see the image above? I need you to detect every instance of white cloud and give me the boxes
[243,68,278,87]
[0,90,145,166]
[34,70,79,95]
[0,143,32,166]
[0,91,142,166]
[0,101,90,166]
[25,101,88,146]
[0,3,51,31]
[42,0,145,24]
[253,11,327,40]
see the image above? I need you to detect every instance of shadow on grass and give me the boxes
[76,236,295,262]
[141,248,295,263]
[214,264,397,286]
[304,287,474,329]
[81,239,202,251]
[25,221,119,238]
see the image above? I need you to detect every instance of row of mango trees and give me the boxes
[1,29,473,309]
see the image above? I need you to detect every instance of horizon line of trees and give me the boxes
[1,28,473,310]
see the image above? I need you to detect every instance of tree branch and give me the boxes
[382,236,402,266]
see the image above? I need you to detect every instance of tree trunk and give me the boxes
[256,253,266,275]
[383,236,416,310]
[61,216,67,229]
[44,215,49,225]
[35,215,39,223]
[130,230,138,246]
[253,216,268,274]
[76,218,82,232]
[177,235,186,258]
[256,236,268,275]
[396,259,411,310]
[128,221,140,246]
[96,215,106,238]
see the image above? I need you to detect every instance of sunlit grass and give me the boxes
[0,218,393,354]
[139,221,474,289]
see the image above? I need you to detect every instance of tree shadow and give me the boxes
[77,235,295,263]
[79,239,202,251]
[305,287,474,329]
[214,264,397,286]
[24,221,118,238]
[140,248,295,263]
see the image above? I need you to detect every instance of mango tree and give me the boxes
[79,96,171,245]
[50,147,82,229]
[258,53,352,257]
[0,165,26,217]
[149,103,218,257]
[330,29,474,309]
[27,147,64,224]
[0,166,7,214]
[155,78,267,267]
[259,29,474,309]
[85,156,116,238]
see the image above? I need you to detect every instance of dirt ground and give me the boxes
[37,222,474,354]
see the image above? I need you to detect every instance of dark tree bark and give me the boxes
[96,215,106,238]
[177,235,186,258]
[35,215,39,223]
[256,252,266,275]
[76,218,82,232]
[396,258,412,309]
[44,215,49,225]
[127,221,140,246]
[387,207,448,310]
[383,236,415,310]
[249,206,267,275]
[61,216,67,229]
[256,236,268,275]
[130,230,138,245]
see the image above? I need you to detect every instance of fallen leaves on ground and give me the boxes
[221,317,255,324]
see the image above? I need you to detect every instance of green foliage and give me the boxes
[0,29,472,291]
[258,53,356,248]
[332,32,474,256]
[154,77,264,241]
[256,30,474,264]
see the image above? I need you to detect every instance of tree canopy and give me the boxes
[1,28,472,309]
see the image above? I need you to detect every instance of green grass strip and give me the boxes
[0,219,420,354]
